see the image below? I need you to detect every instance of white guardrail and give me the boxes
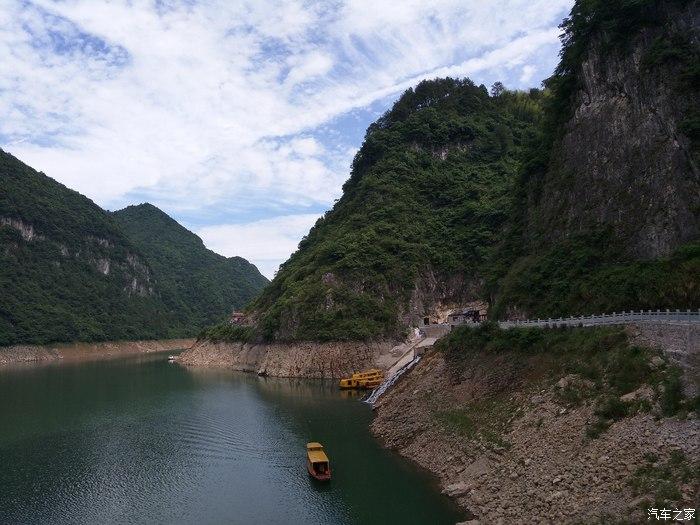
[498,308,700,329]
[366,308,699,406]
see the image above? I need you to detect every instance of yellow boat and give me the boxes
[339,377,361,389]
[339,369,384,389]
[360,378,383,389]
[351,369,383,380]
[306,442,331,481]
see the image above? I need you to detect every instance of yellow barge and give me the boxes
[338,369,384,390]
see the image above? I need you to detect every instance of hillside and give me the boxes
[221,0,700,344]
[0,149,266,346]
[372,323,699,523]
[113,203,268,334]
[247,79,543,342]
[369,3,700,520]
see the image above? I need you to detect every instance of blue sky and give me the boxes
[0,0,573,277]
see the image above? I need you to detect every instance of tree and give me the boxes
[490,81,505,97]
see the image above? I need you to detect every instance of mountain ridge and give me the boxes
[0,149,267,345]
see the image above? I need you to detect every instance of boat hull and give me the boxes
[307,462,331,481]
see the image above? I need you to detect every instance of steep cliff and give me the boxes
[370,3,700,521]
[529,0,698,258]
[491,0,700,318]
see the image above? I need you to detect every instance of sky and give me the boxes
[0,0,573,278]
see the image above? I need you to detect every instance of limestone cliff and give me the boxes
[491,0,700,319]
[526,0,699,259]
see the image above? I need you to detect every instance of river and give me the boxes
[0,352,463,524]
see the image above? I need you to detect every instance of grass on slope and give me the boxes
[436,323,694,443]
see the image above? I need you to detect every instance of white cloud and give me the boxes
[0,0,573,273]
[520,64,537,83]
[197,213,321,279]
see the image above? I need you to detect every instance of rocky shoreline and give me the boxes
[0,338,195,366]
[177,339,395,378]
[371,324,700,524]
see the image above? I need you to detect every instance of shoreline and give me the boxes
[0,338,195,367]
[177,339,397,378]
[370,324,700,524]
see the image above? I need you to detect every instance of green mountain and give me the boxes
[212,0,698,344]
[245,79,544,342]
[113,203,268,334]
[0,149,267,346]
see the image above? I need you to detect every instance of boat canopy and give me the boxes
[306,443,329,464]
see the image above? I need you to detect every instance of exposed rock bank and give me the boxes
[0,339,194,366]
[177,339,394,378]
[371,325,699,524]
[629,323,700,396]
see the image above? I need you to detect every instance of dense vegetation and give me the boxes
[249,79,543,341]
[0,150,266,346]
[490,235,700,319]
[113,204,268,335]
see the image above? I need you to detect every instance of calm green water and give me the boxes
[0,353,463,524]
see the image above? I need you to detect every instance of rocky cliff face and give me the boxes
[528,1,699,259]
[405,271,483,325]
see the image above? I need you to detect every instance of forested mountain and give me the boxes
[0,150,266,346]
[219,0,698,344]
[113,203,268,335]
[246,79,544,341]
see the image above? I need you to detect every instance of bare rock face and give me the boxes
[177,340,394,378]
[529,1,699,259]
[405,270,483,326]
[371,346,699,524]
[628,322,700,395]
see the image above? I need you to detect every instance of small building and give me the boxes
[448,308,487,325]
[229,311,247,325]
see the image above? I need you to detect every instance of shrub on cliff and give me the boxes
[198,323,254,343]
[438,324,691,431]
